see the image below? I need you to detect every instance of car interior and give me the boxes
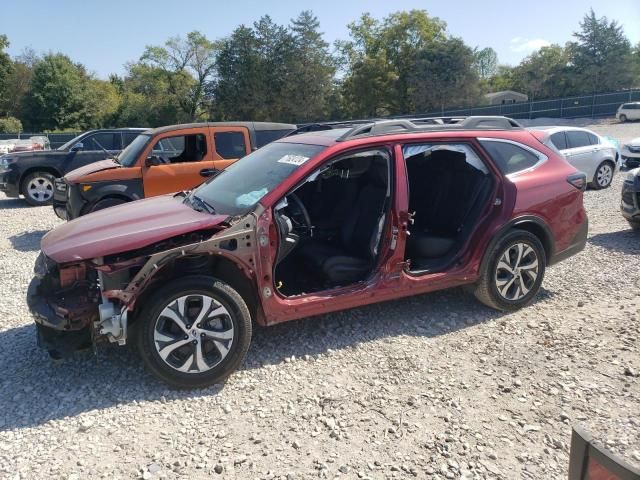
[272,144,494,296]
[274,150,391,297]
[403,145,494,272]
[153,134,207,164]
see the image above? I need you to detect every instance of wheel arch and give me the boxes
[480,215,555,275]
[129,254,261,328]
[19,166,62,193]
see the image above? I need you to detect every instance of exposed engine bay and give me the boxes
[28,217,258,358]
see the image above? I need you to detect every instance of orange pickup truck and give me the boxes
[53,121,295,220]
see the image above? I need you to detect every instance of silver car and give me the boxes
[616,102,640,123]
[529,126,619,189]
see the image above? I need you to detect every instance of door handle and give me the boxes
[200,168,218,177]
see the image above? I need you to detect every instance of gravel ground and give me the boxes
[0,121,638,480]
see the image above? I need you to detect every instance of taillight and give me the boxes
[567,172,587,191]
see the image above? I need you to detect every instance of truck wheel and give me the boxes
[88,197,128,214]
[21,171,56,206]
[473,230,546,311]
[136,275,252,389]
[590,161,614,189]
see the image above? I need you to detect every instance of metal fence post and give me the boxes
[591,93,595,118]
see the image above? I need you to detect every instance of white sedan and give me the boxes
[529,126,619,189]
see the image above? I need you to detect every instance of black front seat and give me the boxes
[301,157,388,285]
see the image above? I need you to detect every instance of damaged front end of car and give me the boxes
[27,213,259,359]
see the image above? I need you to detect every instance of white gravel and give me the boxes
[0,122,638,480]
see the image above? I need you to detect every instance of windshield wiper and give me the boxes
[188,194,216,214]
[94,140,120,164]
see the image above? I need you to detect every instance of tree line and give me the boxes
[0,9,638,133]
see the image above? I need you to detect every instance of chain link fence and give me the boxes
[411,89,640,120]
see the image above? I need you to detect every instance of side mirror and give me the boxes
[70,142,84,152]
[145,155,161,167]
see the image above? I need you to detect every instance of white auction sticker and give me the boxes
[277,154,310,166]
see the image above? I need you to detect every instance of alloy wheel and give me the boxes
[494,242,539,301]
[27,176,54,203]
[596,164,613,188]
[153,294,234,373]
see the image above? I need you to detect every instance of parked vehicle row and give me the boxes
[0,128,146,205]
[26,116,590,388]
[528,126,620,189]
[52,122,296,220]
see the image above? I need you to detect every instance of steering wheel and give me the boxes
[286,193,312,236]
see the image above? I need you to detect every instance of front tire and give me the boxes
[619,114,627,123]
[628,220,640,231]
[21,171,56,206]
[591,161,614,189]
[88,197,128,214]
[473,230,546,311]
[136,275,252,389]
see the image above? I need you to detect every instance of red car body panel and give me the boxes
[249,129,586,325]
[39,126,587,328]
[41,195,228,263]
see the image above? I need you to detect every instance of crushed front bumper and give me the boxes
[27,254,98,356]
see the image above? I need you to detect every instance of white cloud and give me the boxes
[509,37,551,53]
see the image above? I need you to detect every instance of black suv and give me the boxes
[0,128,146,206]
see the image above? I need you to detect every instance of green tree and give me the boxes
[569,9,634,93]
[141,31,217,121]
[410,37,480,112]
[287,11,336,122]
[473,47,498,79]
[214,25,265,120]
[0,35,14,116]
[340,10,473,117]
[3,48,37,120]
[113,62,190,127]
[24,53,89,130]
[514,44,573,99]
[0,116,22,133]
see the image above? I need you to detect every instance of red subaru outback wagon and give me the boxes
[28,117,588,388]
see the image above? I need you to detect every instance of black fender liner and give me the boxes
[478,215,556,277]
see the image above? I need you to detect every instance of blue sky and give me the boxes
[3,0,640,78]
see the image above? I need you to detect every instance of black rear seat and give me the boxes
[407,149,489,259]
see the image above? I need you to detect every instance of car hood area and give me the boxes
[42,195,229,263]
[625,137,640,147]
[64,158,121,182]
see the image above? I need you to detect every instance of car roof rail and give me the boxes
[285,120,374,137]
[336,115,523,141]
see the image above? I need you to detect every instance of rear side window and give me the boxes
[480,140,543,176]
[214,131,247,159]
[566,131,591,149]
[83,132,119,151]
[586,132,599,145]
[255,129,293,147]
[123,132,141,147]
[550,132,567,150]
[151,134,207,163]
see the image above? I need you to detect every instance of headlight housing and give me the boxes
[0,156,17,167]
[625,168,640,183]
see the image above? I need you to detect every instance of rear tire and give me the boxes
[88,197,128,214]
[136,275,252,389]
[590,161,614,190]
[473,230,546,311]
[21,171,56,206]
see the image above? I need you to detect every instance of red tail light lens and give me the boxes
[567,172,587,191]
